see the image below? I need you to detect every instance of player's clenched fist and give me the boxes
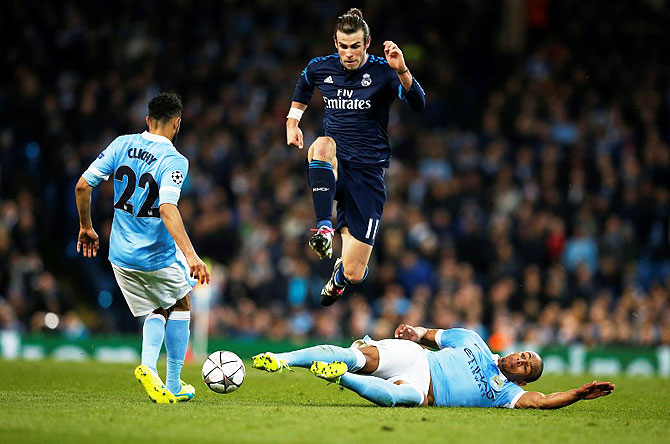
[286,124,304,149]
[383,40,407,73]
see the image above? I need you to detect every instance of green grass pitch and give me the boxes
[0,359,668,444]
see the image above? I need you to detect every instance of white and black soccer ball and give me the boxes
[202,351,245,394]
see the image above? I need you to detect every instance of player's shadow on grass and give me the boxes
[292,401,389,408]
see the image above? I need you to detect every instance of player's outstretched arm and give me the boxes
[74,176,99,258]
[159,203,210,285]
[394,324,440,349]
[286,101,308,149]
[515,381,615,409]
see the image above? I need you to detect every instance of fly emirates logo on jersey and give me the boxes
[323,89,371,110]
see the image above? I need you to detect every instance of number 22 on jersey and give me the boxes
[113,165,160,218]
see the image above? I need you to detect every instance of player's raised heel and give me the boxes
[321,258,345,306]
[309,227,335,259]
[175,379,195,402]
[134,364,177,404]
[251,352,291,373]
[310,361,347,383]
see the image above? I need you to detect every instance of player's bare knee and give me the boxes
[311,137,336,162]
[343,264,367,283]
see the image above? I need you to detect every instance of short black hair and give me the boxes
[148,92,182,122]
[527,353,544,383]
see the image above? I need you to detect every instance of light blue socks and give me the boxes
[276,345,366,372]
[340,373,423,407]
[165,311,190,394]
[273,344,422,407]
[141,313,166,373]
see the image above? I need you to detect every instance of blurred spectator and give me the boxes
[1,0,669,347]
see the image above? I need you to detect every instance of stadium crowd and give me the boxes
[1,1,669,348]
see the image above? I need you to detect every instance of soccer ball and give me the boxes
[202,350,245,394]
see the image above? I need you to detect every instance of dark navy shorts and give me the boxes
[335,160,386,246]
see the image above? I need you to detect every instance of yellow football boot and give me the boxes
[134,364,177,404]
[310,361,347,383]
[251,352,291,373]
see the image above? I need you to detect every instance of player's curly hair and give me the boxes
[148,91,182,122]
[334,8,370,42]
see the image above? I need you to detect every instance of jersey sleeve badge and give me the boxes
[170,170,184,185]
[490,375,505,391]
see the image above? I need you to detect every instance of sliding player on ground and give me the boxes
[253,325,614,409]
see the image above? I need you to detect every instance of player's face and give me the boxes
[334,30,370,70]
[498,351,539,383]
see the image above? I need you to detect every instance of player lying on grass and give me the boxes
[252,325,614,409]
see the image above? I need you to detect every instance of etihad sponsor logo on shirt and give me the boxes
[464,347,495,400]
[323,88,371,110]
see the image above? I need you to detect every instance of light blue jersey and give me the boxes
[426,328,525,408]
[83,131,188,271]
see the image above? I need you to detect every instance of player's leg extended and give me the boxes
[252,344,369,373]
[339,375,423,407]
[307,137,338,259]
[309,346,422,407]
[321,228,372,306]
[164,294,192,399]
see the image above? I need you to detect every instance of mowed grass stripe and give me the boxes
[0,359,668,444]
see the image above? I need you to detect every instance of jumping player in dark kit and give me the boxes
[286,8,426,306]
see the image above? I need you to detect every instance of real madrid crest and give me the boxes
[361,73,372,87]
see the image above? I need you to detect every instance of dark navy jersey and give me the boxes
[292,53,425,167]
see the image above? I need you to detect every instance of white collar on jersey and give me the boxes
[141,131,174,146]
[492,354,504,373]
[492,355,510,381]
